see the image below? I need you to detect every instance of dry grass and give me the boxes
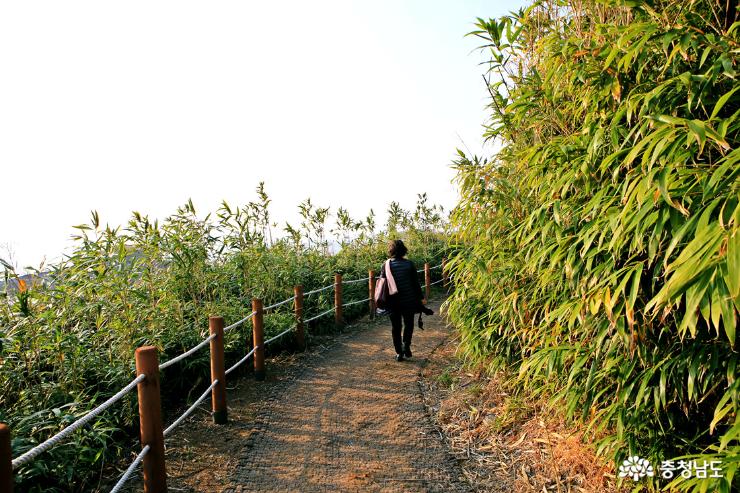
[419,332,624,493]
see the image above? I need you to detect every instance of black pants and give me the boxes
[389,309,415,354]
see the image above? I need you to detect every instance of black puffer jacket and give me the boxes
[381,258,423,312]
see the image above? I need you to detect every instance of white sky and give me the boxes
[0,0,524,271]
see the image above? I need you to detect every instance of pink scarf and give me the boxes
[385,259,398,295]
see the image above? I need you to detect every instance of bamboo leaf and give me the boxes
[726,228,740,297]
[711,86,740,120]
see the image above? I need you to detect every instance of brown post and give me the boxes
[368,269,376,320]
[334,273,343,326]
[252,298,265,381]
[134,346,167,493]
[294,285,305,349]
[442,257,448,289]
[0,423,12,493]
[209,316,227,424]
[424,262,431,303]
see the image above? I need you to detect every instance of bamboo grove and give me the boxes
[446,1,739,491]
[0,188,446,492]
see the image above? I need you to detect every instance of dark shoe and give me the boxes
[396,353,405,362]
[403,344,412,358]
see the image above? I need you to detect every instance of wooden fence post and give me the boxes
[368,270,375,320]
[209,316,227,425]
[294,285,305,350]
[442,257,448,289]
[334,273,343,326]
[0,423,12,493]
[252,298,265,381]
[134,346,167,493]
[424,262,431,303]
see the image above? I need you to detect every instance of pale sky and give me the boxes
[1,1,525,271]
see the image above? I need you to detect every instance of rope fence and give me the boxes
[264,326,295,346]
[10,373,146,470]
[342,297,371,308]
[163,380,219,437]
[109,445,150,493]
[263,296,296,313]
[303,284,334,296]
[159,333,216,371]
[224,311,256,332]
[226,346,259,376]
[304,307,335,324]
[2,259,449,493]
[342,276,369,285]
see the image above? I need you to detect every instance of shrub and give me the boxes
[446,1,739,491]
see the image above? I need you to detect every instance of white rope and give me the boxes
[159,333,216,371]
[263,296,295,313]
[304,307,335,323]
[342,276,369,285]
[342,297,371,308]
[11,374,146,470]
[304,284,334,296]
[225,346,258,376]
[418,263,443,273]
[264,326,294,346]
[431,278,444,285]
[109,445,150,493]
[163,379,218,437]
[224,311,256,332]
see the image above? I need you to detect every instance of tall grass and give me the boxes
[0,185,447,492]
[446,1,738,491]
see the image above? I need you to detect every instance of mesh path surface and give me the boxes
[230,299,469,493]
[157,298,470,493]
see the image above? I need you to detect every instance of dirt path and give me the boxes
[160,299,470,493]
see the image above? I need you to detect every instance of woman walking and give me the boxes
[380,239,423,362]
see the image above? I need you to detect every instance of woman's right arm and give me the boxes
[409,261,423,300]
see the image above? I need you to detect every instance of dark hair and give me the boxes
[387,239,408,259]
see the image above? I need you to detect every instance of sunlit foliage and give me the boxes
[446,1,739,490]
